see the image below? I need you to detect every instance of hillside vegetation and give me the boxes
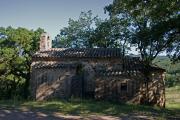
[153,56,180,87]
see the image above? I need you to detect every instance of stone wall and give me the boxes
[126,71,165,107]
[147,71,165,107]
[30,58,165,107]
[30,58,123,100]
[94,70,165,107]
[95,73,144,102]
[31,67,75,101]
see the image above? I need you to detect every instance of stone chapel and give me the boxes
[30,33,166,107]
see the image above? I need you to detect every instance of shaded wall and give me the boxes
[31,67,75,101]
[30,58,165,107]
[95,73,144,102]
[94,70,165,107]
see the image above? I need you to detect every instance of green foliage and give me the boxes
[54,1,179,62]
[54,11,129,52]
[91,17,131,55]
[53,10,99,48]
[0,27,44,99]
[153,56,180,87]
[105,0,180,64]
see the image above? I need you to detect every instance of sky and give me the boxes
[0,0,113,38]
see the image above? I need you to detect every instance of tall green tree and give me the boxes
[54,11,129,54]
[0,27,44,99]
[105,0,179,104]
[91,17,131,55]
[105,0,180,64]
[53,10,99,48]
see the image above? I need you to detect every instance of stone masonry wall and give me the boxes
[31,67,75,101]
[31,58,165,107]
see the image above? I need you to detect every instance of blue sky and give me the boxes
[0,0,112,38]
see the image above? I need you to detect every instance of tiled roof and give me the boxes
[33,61,143,76]
[33,48,123,58]
[95,65,165,76]
[33,59,165,76]
[32,48,165,74]
[33,62,77,69]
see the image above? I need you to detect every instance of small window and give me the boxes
[121,82,127,91]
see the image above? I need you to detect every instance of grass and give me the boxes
[0,86,179,119]
[166,86,180,109]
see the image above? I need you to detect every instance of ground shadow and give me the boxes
[0,99,179,120]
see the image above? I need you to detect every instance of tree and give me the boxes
[105,0,180,64]
[53,10,99,48]
[54,11,130,55]
[0,27,44,99]
[105,0,179,104]
[91,17,131,56]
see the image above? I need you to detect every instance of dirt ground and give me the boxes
[0,107,157,120]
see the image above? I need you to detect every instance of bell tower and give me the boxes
[40,32,52,51]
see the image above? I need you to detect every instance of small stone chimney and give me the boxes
[40,32,52,51]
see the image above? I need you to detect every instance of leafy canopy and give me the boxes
[0,27,44,99]
[53,10,99,48]
[105,0,180,63]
